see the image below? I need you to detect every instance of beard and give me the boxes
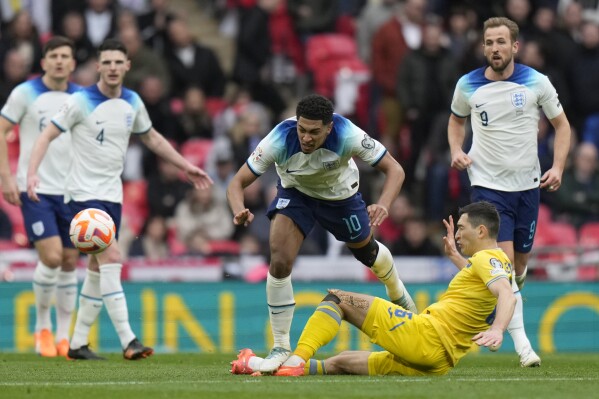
[486,54,512,73]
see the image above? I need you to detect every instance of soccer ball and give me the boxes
[69,208,116,254]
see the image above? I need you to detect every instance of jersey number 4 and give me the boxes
[96,128,104,144]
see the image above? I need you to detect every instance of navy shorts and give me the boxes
[266,185,371,243]
[471,186,539,253]
[68,200,122,240]
[20,192,74,247]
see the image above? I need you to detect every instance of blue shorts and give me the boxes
[68,200,122,240]
[20,192,74,247]
[266,185,371,243]
[471,186,539,253]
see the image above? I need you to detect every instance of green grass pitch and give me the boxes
[0,353,597,399]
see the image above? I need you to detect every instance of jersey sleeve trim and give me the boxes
[451,109,469,118]
[486,274,509,287]
[371,149,387,167]
[132,125,152,135]
[246,160,261,177]
[0,113,17,124]
[51,120,67,132]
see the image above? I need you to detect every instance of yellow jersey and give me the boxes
[423,248,512,365]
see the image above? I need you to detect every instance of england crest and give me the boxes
[511,92,526,108]
[32,221,45,236]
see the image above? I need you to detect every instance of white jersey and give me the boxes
[451,63,563,191]
[51,84,152,203]
[0,77,80,194]
[247,114,387,200]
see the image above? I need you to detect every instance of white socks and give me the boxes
[371,241,417,313]
[55,270,78,342]
[508,271,532,356]
[100,263,135,349]
[32,261,59,332]
[70,270,103,350]
[266,273,295,350]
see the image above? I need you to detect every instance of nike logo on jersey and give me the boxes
[475,103,487,108]
[286,168,301,173]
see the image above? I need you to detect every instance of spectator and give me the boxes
[60,11,96,66]
[128,215,170,259]
[120,24,172,92]
[371,0,425,154]
[229,102,271,168]
[0,10,42,76]
[84,0,117,47]
[376,193,413,247]
[391,215,442,256]
[287,0,339,40]
[137,0,178,55]
[397,17,460,187]
[552,142,599,228]
[232,0,287,118]
[146,158,191,218]
[355,0,396,63]
[174,184,234,242]
[0,49,29,106]
[173,86,213,143]
[164,17,226,98]
[138,75,176,141]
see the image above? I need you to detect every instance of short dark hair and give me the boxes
[42,36,75,57]
[296,94,334,125]
[483,17,519,43]
[458,201,500,238]
[97,38,128,58]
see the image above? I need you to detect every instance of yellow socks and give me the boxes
[294,300,343,362]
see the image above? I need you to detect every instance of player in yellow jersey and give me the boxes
[230,201,517,376]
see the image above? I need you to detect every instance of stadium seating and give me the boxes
[181,138,214,169]
[122,180,149,235]
[577,222,599,280]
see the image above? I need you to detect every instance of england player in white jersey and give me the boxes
[27,39,213,360]
[447,17,572,367]
[227,94,416,372]
[0,37,80,358]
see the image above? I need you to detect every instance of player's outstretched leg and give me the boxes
[368,241,417,313]
[508,270,540,367]
[230,348,264,375]
[55,269,78,357]
[32,261,59,357]
[260,273,294,372]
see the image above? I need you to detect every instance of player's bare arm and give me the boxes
[442,215,468,270]
[0,116,21,206]
[139,128,213,190]
[26,123,62,202]
[472,277,516,349]
[448,114,472,170]
[226,163,258,227]
[370,152,404,226]
[540,112,571,192]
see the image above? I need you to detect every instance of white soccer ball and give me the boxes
[69,208,116,254]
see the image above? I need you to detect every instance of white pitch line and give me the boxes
[1,377,597,387]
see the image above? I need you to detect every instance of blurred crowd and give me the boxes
[0,0,598,260]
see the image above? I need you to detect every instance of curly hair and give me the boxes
[296,94,334,125]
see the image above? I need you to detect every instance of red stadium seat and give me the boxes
[122,180,149,234]
[181,139,214,169]
[578,222,599,281]
[205,97,228,119]
[537,203,552,223]
[579,222,599,247]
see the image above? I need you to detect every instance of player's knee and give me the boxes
[348,236,379,267]
[38,251,62,268]
[268,254,293,278]
[61,249,80,271]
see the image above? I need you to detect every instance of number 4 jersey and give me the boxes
[51,84,152,203]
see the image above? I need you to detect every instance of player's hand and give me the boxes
[450,150,472,171]
[472,327,504,350]
[539,167,562,192]
[442,215,459,257]
[1,175,22,206]
[233,208,254,227]
[184,165,214,190]
[26,174,40,202]
[367,204,388,227]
